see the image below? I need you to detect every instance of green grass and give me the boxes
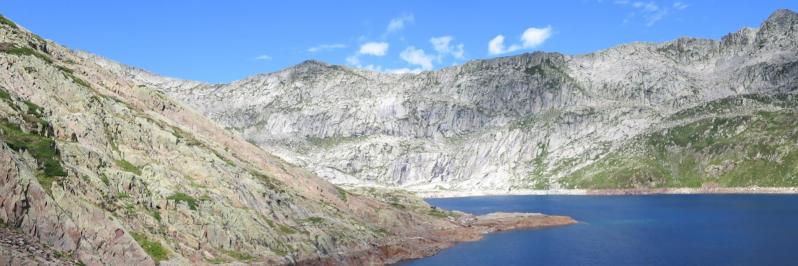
[0,14,17,29]
[335,186,348,201]
[55,65,74,75]
[271,246,289,257]
[1,45,52,64]
[303,216,324,225]
[262,216,297,234]
[669,94,798,121]
[0,88,10,101]
[224,250,255,262]
[124,203,136,215]
[562,109,798,189]
[99,174,110,186]
[251,171,286,193]
[206,257,227,264]
[306,135,367,149]
[0,120,66,194]
[389,202,406,209]
[167,192,199,210]
[276,223,297,234]
[52,65,92,88]
[130,232,168,263]
[149,209,161,222]
[169,125,202,146]
[22,100,42,116]
[115,159,142,175]
[63,71,91,88]
[428,208,449,218]
[374,228,390,236]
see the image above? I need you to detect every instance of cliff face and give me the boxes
[0,16,575,265]
[159,9,798,193]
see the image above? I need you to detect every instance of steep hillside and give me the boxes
[162,9,798,193]
[0,16,573,265]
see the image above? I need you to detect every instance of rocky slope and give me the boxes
[0,16,574,265]
[159,9,798,193]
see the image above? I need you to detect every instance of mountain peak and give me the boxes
[297,59,329,67]
[288,59,335,73]
[761,9,797,31]
[756,9,798,47]
[766,9,798,22]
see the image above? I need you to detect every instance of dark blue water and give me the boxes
[402,195,798,266]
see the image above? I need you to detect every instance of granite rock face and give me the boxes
[159,10,798,192]
[0,15,551,265]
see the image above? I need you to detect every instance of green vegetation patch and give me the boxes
[251,171,286,193]
[0,120,66,194]
[306,135,367,149]
[0,89,10,102]
[170,125,201,146]
[0,14,17,29]
[148,209,161,222]
[302,216,324,225]
[562,109,798,189]
[22,100,43,116]
[206,257,227,264]
[335,186,348,201]
[428,208,450,218]
[99,174,110,186]
[167,192,199,210]
[276,223,297,234]
[0,45,52,64]
[115,159,142,175]
[669,94,798,121]
[130,232,169,263]
[224,250,255,262]
[124,203,136,215]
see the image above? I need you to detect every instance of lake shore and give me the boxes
[294,212,576,265]
[416,187,798,198]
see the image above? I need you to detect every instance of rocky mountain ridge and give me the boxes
[0,15,573,265]
[159,9,798,193]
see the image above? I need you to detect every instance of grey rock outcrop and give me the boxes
[2,14,553,265]
[158,10,798,193]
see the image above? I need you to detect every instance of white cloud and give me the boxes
[430,36,453,53]
[346,42,391,71]
[488,35,508,55]
[645,9,669,26]
[359,42,389,56]
[308,43,347,53]
[430,36,465,59]
[386,13,414,34]
[399,46,434,70]
[632,1,659,12]
[488,26,552,55]
[520,26,553,48]
[614,1,676,26]
[254,55,272,60]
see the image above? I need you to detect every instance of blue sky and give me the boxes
[1,1,796,83]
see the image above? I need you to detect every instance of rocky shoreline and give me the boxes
[295,212,577,265]
[416,187,798,198]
